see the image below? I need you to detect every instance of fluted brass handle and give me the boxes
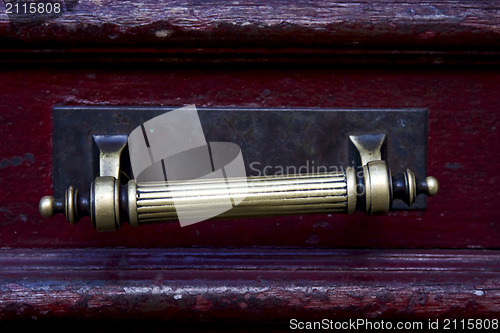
[134,171,356,223]
[39,164,438,231]
[39,134,439,231]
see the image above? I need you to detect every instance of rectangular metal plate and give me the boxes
[53,106,428,210]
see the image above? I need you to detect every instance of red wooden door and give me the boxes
[1,1,499,331]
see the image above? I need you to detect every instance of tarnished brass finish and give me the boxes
[93,135,128,180]
[364,161,391,214]
[91,177,120,231]
[405,168,417,206]
[39,185,87,224]
[426,176,439,197]
[134,172,351,224]
[65,185,78,225]
[39,196,55,218]
[346,167,357,214]
[349,134,386,166]
[350,134,391,214]
[128,180,139,227]
[39,132,439,231]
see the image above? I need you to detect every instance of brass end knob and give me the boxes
[39,196,57,218]
[425,176,439,197]
[38,186,89,225]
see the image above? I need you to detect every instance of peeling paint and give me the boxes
[473,290,485,296]
[155,29,173,38]
[306,234,320,244]
[445,162,463,170]
[0,154,34,169]
[191,295,213,311]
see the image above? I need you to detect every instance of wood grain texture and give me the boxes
[0,0,499,326]
[0,248,499,326]
[0,0,499,50]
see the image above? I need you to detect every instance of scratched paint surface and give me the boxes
[0,248,499,324]
[0,1,499,49]
[0,0,499,327]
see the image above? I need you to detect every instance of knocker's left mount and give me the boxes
[39,107,439,231]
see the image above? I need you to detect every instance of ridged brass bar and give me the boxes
[133,170,352,225]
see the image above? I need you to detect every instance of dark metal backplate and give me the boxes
[53,106,428,210]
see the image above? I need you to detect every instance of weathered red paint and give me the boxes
[0,0,499,326]
[1,0,499,50]
[0,249,499,325]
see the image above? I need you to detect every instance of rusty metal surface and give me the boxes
[52,107,428,210]
[0,248,499,329]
